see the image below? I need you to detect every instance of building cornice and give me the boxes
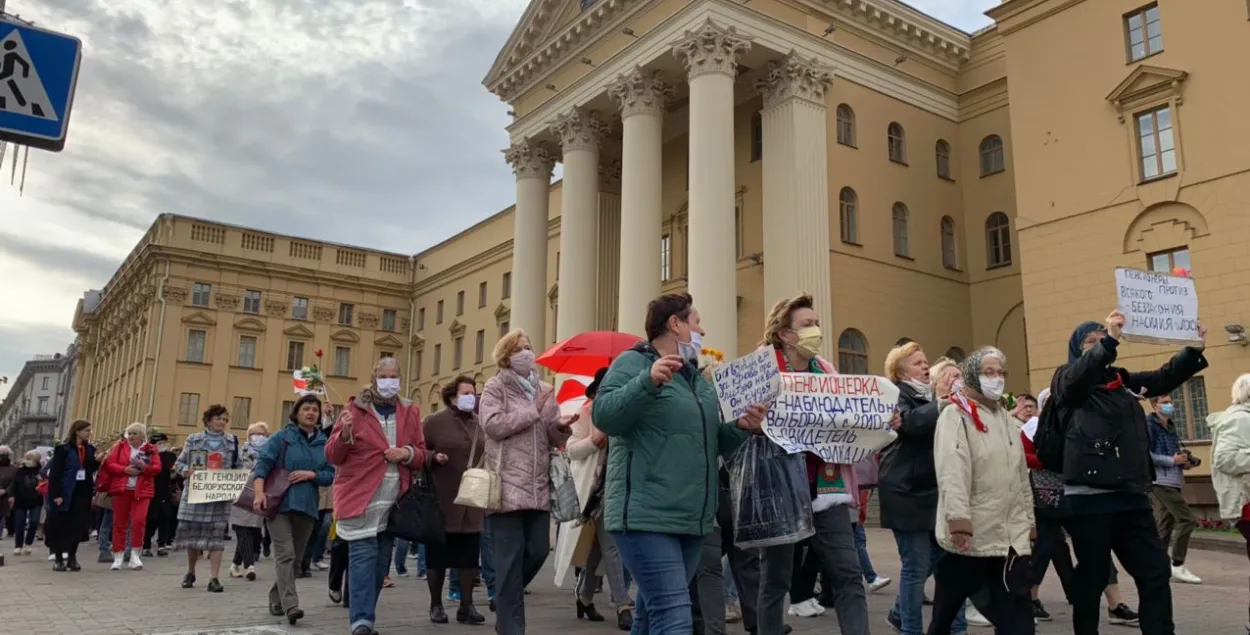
[800,0,970,68]
[414,216,563,295]
[985,0,1088,36]
[148,246,413,297]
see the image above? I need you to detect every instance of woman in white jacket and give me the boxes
[1208,372,1250,628]
[553,369,633,630]
[929,346,1035,635]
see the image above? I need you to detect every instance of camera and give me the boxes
[1181,448,1201,468]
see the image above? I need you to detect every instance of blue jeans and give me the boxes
[852,522,879,581]
[306,511,330,566]
[347,533,396,632]
[12,507,40,548]
[98,509,112,555]
[394,539,410,574]
[722,555,738,603]
[890,530,965,635]
[613,531,703,635]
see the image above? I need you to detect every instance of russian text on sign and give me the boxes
[1114,267,1200,345]
[187,468,249,504]
[762,373,899,464]
[711,347,782,421]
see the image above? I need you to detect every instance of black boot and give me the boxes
[67,554,81,571]
[430,604,449,624]
[457,604,486,625]
[577,599,604,621]
[617,608,634,631]
[181,572,196,588]
[53,553,67,572]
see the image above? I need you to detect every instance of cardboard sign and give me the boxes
[1115,267,1200,345]
[187,469,249,504]
[763,373,899,464]
[711,348,782,421]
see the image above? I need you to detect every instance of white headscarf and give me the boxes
[1022,387,1051,441]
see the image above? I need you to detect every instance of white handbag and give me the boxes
[454,423,501,511]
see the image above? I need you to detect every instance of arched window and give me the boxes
[940,216,957,270]
[986,211,1013,267]
[892,202,910,257]
[980,135,1005,176]
[944,346,967,362]
[750,112,763,162]
[839,187,859,244]
[836,104,856,147]
[935,139,952,179]
[887,122,907,164]
[837,329,869,374]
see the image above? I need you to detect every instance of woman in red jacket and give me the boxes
[101,422,162,570]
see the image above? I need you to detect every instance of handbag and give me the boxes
[233,439,289,520]
[454,422,501,511]
[388,466,446,545]
[549,450,579,523]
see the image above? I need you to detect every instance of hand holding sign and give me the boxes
[737,403,771,433]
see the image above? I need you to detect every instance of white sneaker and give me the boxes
[966,605,992,627]
[867,576,892,593]
[129,551,143,569]
[229,564,244,578]
[313,561,329,570]
[12,547,20,555]
[110,552,124,570]
[1171,564,1202,584]
[48,553,56,561]
[22,547,31,555]
[787,598,825,618]
[246,565,257,581]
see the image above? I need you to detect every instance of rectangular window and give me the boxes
[500,320,510,340]
[286,341,305,370]
[292,297,309,321]
[334,346,351,376]
[379,351,394,359]
[178,393,201,426]
[433,344,442,375]
[37,396,48,414]
[243,290,262,314]
[41,376,49,389]
[456,291,465,316]
[415,351,424,380]
[661,234,672,280]
[453,336,464,369]
[1125,4,1163,62]
[475,329,486,364]
[1148,247,1190,273]
[191,282,212,307]
[479,282,488,308]
[734,205,745,258]
[281,400,294,424]
[232,397,251,425]
[418,307,426,330]
[338,303,354,326]
[382,309,397,332]
[1136,106,1176,181]
[501,272,512,299]
[436,300,444,324]
[237,335,257,368]
[186,329,207,362]
[1170,376,1210,440]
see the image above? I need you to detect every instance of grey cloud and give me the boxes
[0,232,121,283]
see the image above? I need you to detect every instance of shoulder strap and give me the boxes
[232,435,241,469]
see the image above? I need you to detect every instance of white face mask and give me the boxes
[249,434,267,447]
[510,350,536,376]
[376,377,401,399]
[456,393,477,412]
[679,331,703,362]
[979,375,1006,400]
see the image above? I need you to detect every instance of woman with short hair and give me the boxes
[174,404,243,592]
[479,328,572,635]
[100,422,161,570]
[230,421,270,581]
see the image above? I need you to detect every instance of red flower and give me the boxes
[315,348,324,358]
[1172,267,1191,278]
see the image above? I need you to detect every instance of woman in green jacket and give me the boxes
[592,292,769,634]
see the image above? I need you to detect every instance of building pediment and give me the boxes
[233,317,266,333]
[494,302,511,323]
[375,333,405,349]
[283,324,315,339]
[1106,65,1188,121]
[181,311,216,327]
[449,319,467,337]
[330,328,360,343]
[410,333,425,352]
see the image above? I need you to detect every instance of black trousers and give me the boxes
[143,500,175,549]
[929,552,1035,635]
[1030,517,1076,602]
[329,535,350,597]
[1066,509,1172,635]
[232,525,262,567]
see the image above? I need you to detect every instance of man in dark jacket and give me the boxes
[1048,311,1207,635]
[143,433,178,556]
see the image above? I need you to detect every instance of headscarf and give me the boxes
[958,346,1004,397]
[1067,321,1105,364]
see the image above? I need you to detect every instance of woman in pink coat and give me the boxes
[479,328,572,635]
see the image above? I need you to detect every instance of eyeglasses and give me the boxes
[981,369,1009,379]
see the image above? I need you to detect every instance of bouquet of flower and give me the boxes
[293,348,326,395]
[698,347,727,382]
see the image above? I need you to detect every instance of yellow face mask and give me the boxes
[794,326,823,359]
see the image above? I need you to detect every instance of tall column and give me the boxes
[609,67,673,338]
[504,140,556,343]
[597,160,622,332]
[757,51,835,359]
[673,20,751,354]
[551,108,609,341]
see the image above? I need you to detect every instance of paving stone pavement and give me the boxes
[0,528,1244,634]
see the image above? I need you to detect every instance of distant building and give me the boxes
[0,347,75,451]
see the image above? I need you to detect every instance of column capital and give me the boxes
[503,140,556,181]
[551,108,610,153]
[755,51,832,110]
[672,19,752,81]
[609,67,675,118]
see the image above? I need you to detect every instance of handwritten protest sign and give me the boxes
[187,469,249,504]
[763,373,899,464]
[711,348,782,421]
[1115,267,1200,345]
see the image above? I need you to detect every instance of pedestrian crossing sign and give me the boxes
[0,19,82,152]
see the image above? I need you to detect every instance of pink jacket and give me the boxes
[479,369,570,514]
[326,396,428,521]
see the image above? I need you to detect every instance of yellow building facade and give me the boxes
[72,0,1248,503]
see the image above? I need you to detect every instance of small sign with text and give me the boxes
[187,469,249,505]
[762,373,899,464]
[711,348,782,421]
[1115,267,1200,345]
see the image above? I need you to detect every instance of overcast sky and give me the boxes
[0,0,994,398]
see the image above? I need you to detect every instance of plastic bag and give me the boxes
[728,435,815,548]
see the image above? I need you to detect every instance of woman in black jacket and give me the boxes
[1046,312,1206,635]
[878,344,967,635]
[9,449,44,554]
[46,419,99,571]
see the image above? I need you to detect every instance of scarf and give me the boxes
[512,370,538,401]
[903,378,932,401]
[1067,321,1106,364]
[357,384,397,410]
[949,389,988,433]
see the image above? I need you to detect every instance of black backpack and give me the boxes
[1032,397,1069,474]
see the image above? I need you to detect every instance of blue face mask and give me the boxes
[678,331,703,363]
[1160,403,1175,417]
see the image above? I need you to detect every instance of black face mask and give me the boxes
[0,456,11,466]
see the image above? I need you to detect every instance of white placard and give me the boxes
[711,348,782,421]
[1114,267,1200,345]
[187,469,250,504]
[763,373,899,464]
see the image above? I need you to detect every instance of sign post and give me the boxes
[0,17,82,151]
